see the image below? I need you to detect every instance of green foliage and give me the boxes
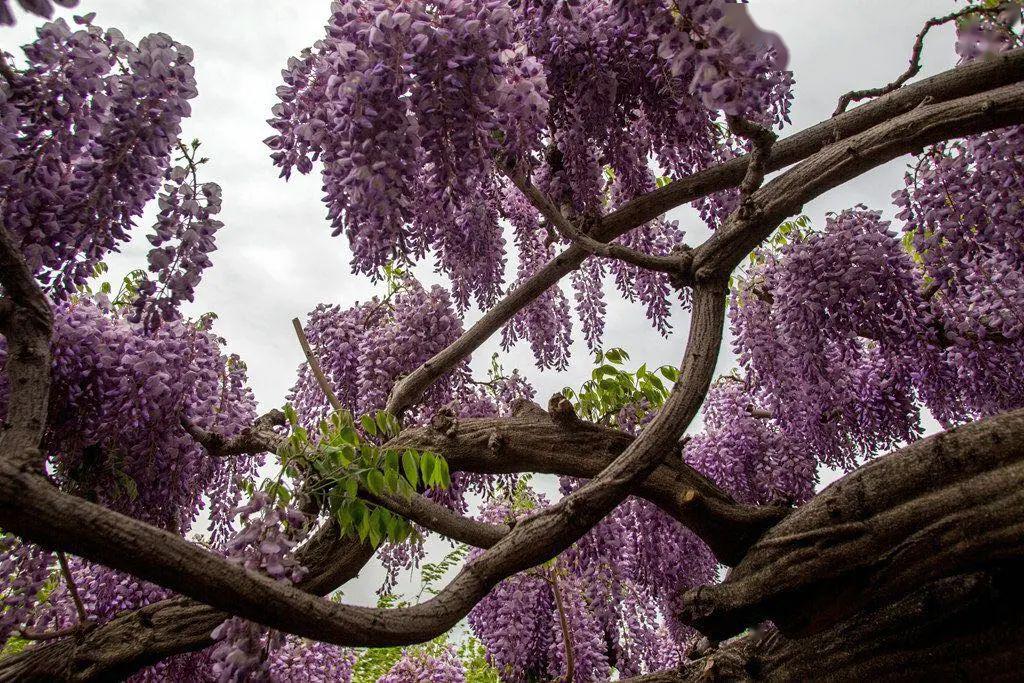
[560,347,678,428]
[418,543,470,598]
[458,636,501,683]
[265,407,450,547]
[0,567,61,656]
[349,631,499,683]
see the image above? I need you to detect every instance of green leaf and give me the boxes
[384,449,400,472]
[368,507,387,546]
[396,477,416,501]
[384,468,400,494]
[604,348,628,364]
[366,470,386,497]
[660,366,681,382]
[360,414,378,436]
[436,456,451,488]
[333,426,354,448]
[402,450,419,488]
[421,452,437,486]
[283,404,298,426]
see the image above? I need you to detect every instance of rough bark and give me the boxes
[633,564,1024,682]
[677,408,1024,641]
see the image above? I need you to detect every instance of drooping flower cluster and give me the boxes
[1,16,200,296]
[0,537,53,647]
[269,0,793,363]
[467,483,712,680]
[288,277,470,425]
[0,0,76,26]
[209,492,310,682]
[954,2,1022,63]
[0,295,260,647]
[731,209,928,468]
[267,0,547,310]
[132,158,225,330]
[267,636,357,682]
[893,133,1024,421]
[5,297,261,533]
[684,380,816,506]
[379,646,467,683]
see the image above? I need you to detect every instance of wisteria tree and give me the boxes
[0,0,1023,680]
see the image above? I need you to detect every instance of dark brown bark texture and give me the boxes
[636,408,1024,682]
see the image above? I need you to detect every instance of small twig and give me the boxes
[292,317,344,413]
[744,405,774,420]
[0,52,18,88]
[57,551,89,625]
[833,6,1006,116]
[497,161,694,284]
[727,116,777,207]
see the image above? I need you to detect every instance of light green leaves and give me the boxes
[562,347,678,430]
[269,405,452,546]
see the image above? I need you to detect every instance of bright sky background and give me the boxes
[2,1,960,606]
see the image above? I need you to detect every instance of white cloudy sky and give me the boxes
[2,2,960,604]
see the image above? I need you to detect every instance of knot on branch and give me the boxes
[548,393,580,427]
[510,398,547,420]
[430,407,459,437]
[487,429,506,454]
[255,408,287,430]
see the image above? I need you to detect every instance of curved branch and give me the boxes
[833,6,1006,116]
[692,81,1024,280]
[361,487,510,549]
[0,284,726,651]
[0,524,376,681]
[676,407,1024,642]
[0,220,52,472]
[500,162,693,281]
[292,317,344,413]
[386,49,1024,415]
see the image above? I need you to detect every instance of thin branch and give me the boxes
[833,6,1006,116]
[57,551,89,625]
[547,568,576,683]
[292,317,344,413]
[726,115,777,205]
[359,486,510,549]
[14,624,89,642]
[692,81,1024,281]
[0,52,18,88]
[386,49,1024,416]
[183,409,286,457]
[499,161,694,281]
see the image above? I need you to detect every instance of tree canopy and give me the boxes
[0,0,1023,680]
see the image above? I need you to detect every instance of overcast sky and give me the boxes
[2,2,961,605]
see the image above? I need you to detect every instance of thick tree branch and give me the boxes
[676,407,1024,642]
[183,399,783,565]
[386,49,1024,416]
[0,283,726,652]
[632,564,1024,681]
[0,221,52,472]
[183,408,286,457]
[0,524,376,682]
[692,81,1024,281]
